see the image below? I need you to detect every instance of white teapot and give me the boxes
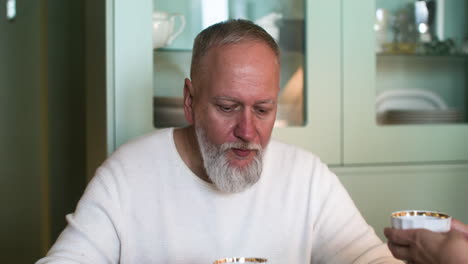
[152,11,186,49]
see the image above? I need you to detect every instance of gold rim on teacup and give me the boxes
[213,257,268,263]
[391,210,450,219]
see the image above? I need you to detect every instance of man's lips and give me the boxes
[231,148,254,157]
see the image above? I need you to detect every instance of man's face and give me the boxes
[184,41,280,192]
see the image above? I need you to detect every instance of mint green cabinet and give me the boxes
[107,0,468,165]
[107,0,154,150]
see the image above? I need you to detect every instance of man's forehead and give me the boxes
[192,41,280,99]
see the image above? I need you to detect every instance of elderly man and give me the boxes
[37,19,401,263]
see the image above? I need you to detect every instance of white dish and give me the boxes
[376,89,448,113]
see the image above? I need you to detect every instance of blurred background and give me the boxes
[1,0,105,262]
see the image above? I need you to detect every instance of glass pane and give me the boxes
[153,0,305,127]
[374,0,468,125]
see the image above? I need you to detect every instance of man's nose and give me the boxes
[234,109,256,142]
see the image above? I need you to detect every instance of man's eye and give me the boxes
[219,105,235,112]
[256,108,270,115]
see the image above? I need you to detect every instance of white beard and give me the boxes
[195,126,264,193]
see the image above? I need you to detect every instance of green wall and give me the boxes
[47,0,87,242]
[0,1,47,261]
[0,0,87,262]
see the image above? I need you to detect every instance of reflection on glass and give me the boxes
[153,0,305,127]
[374,0,467,125]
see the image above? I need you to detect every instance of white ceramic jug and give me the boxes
[152,11,186,49]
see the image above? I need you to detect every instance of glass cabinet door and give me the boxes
[374,0,468,125]
[343,0,468,164]
[153,0,306,128]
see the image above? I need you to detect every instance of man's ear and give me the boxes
[183,78,195,124]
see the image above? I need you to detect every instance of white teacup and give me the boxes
[152,11,185,49]
[391,210,451,232]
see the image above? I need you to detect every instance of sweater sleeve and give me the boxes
[36,162,124,264]
[309,160,403,264]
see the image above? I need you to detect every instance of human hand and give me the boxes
[451,218,468,238]
[384,226,468,264]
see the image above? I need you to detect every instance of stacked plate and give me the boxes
[376,89,464,125]
[380,109,463,124]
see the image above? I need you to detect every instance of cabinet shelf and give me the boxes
[377,53,468,60]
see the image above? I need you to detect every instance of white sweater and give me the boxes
[37,128,401,264]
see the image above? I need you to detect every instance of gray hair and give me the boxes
[190,19,280,80]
